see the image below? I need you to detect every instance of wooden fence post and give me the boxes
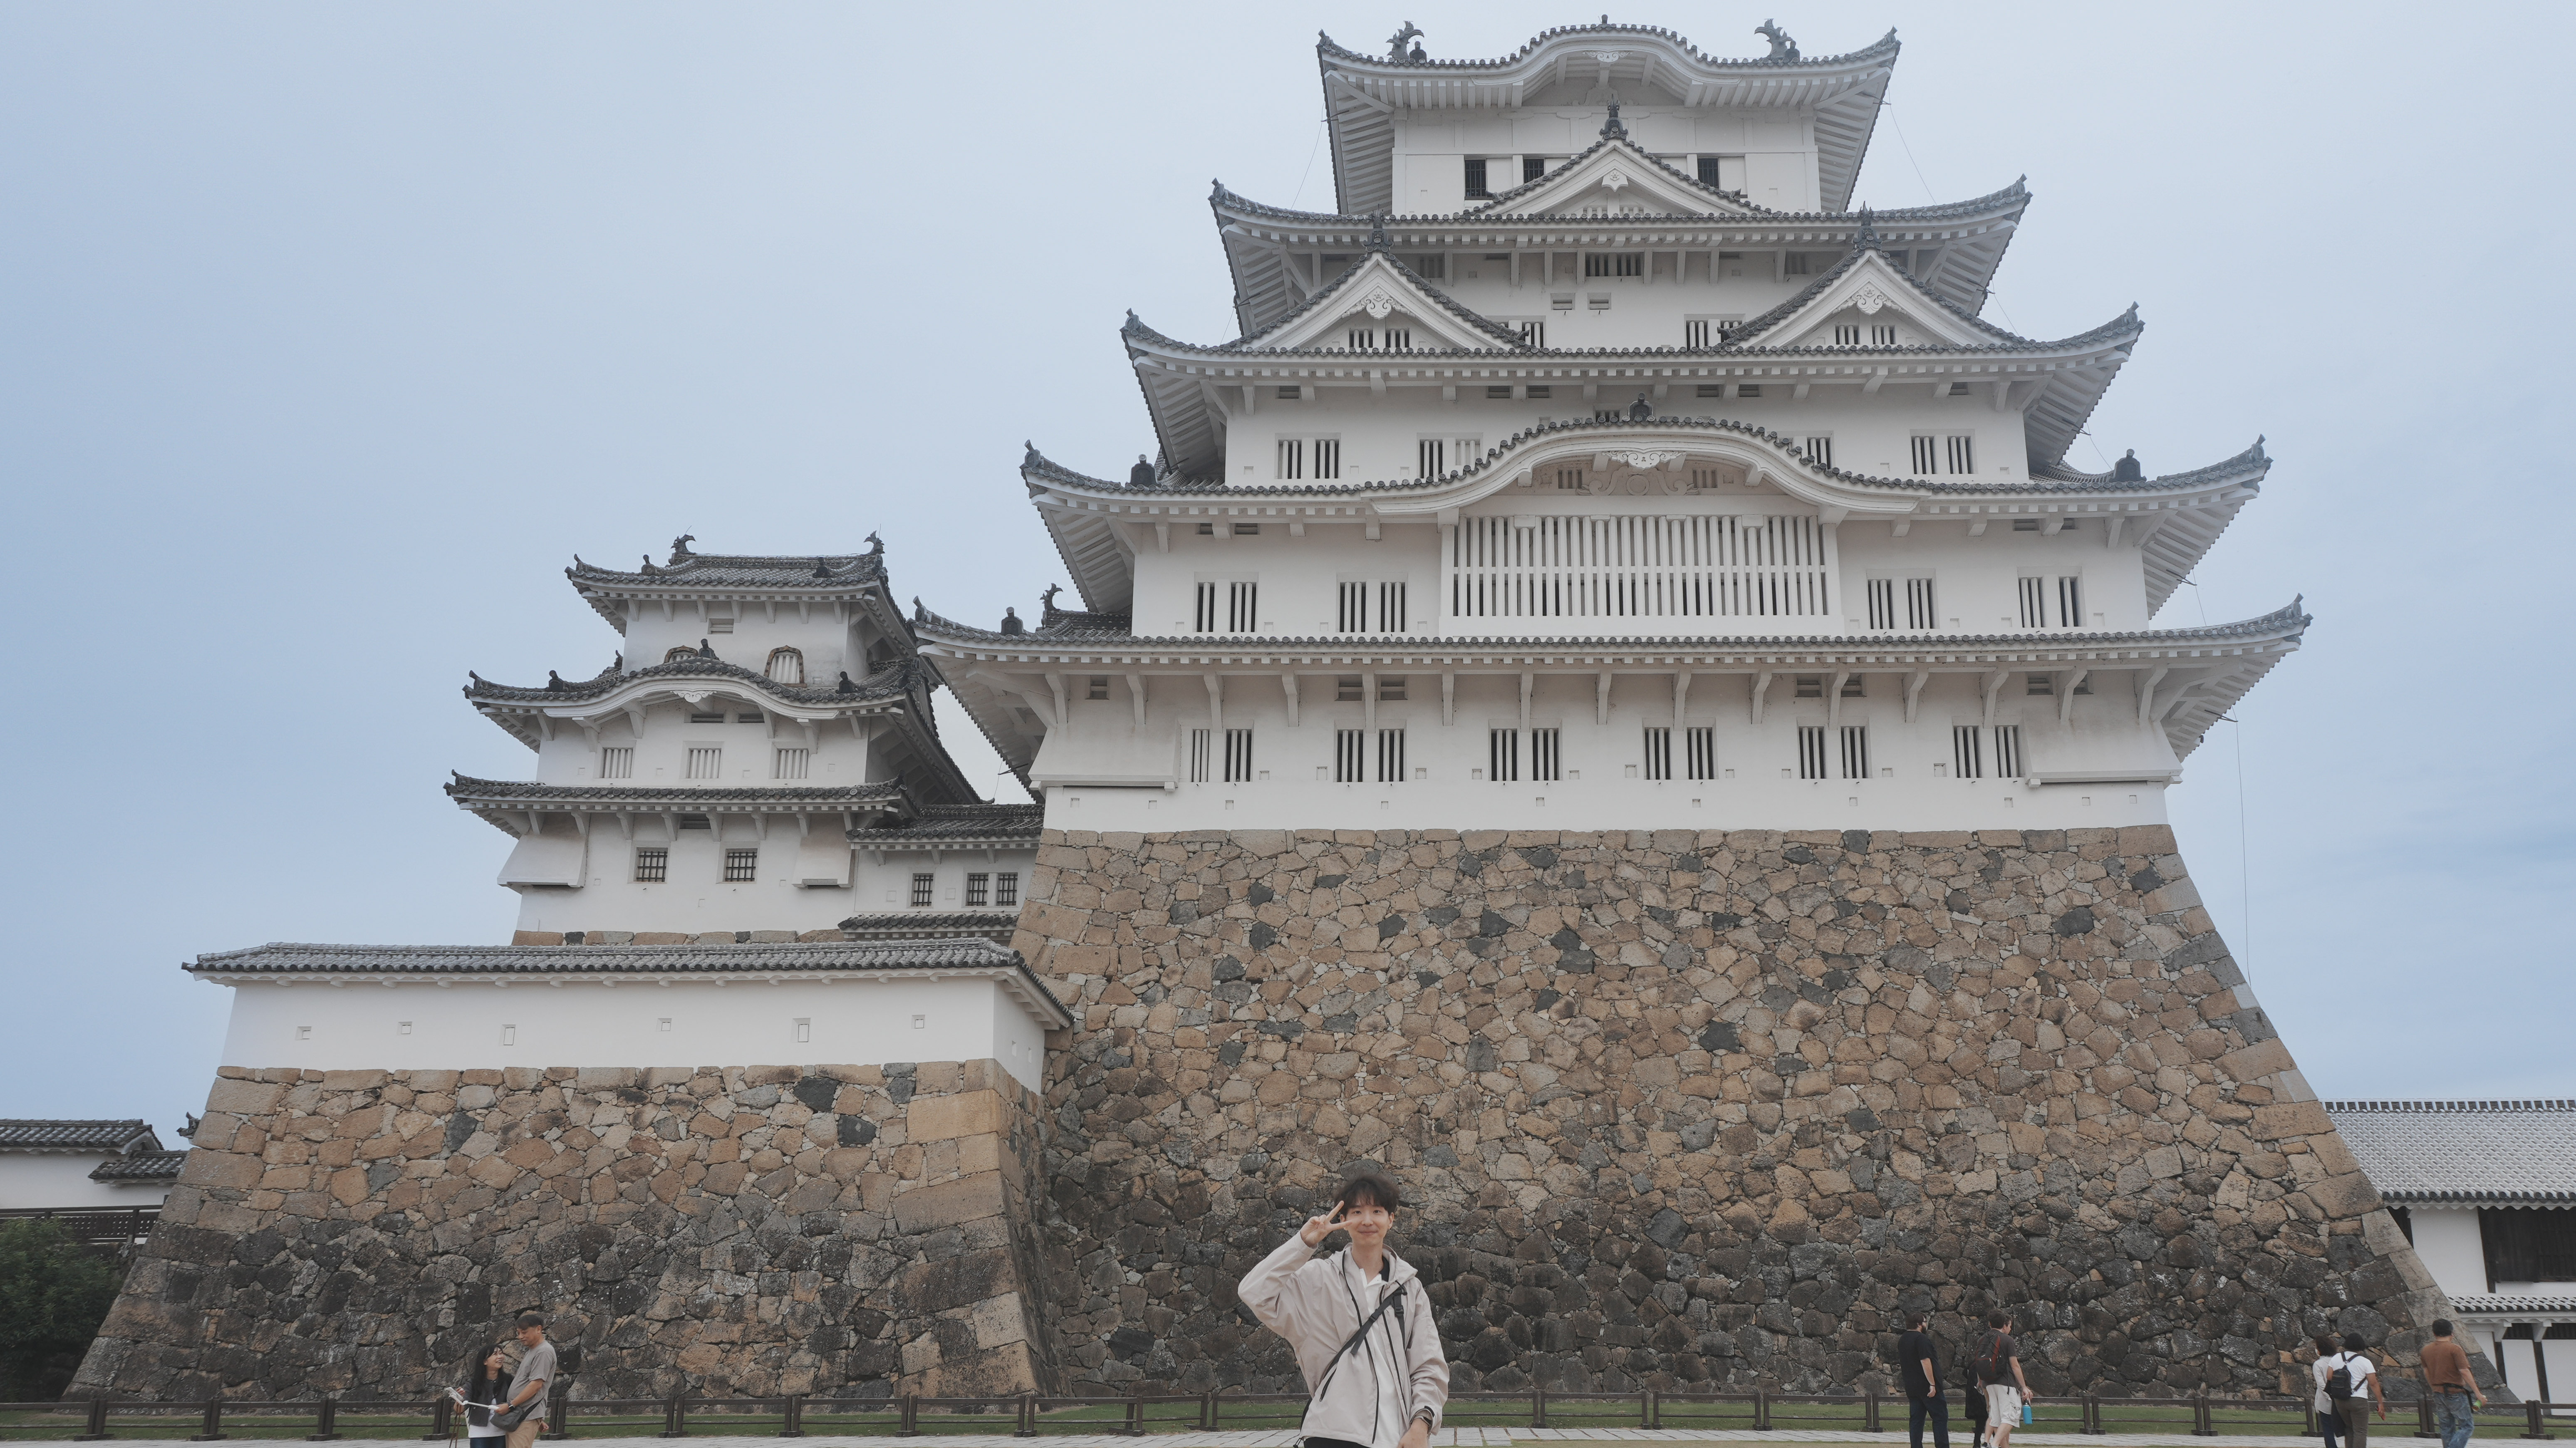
[781,1394,805,1438]
[1754,1388,1771,1431]
[1199,1392,1217,1432]
[1121,1393,1144,1438]
[74,1398,110,1442]
[897,1394,919,1437]
[190,1400,225,1443]
[424,1395,452,1441]
[307,1396,340,1442]
[1864,1391,1881,1433]
[2189,1396,2214,1437]
[661,1395,688,1439]
[2081,1395,2103,1435]
[2521,1400,2548,1440]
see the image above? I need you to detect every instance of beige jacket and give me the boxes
[1238,1233,1448,1448]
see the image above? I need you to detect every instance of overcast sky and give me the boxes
[2,1,2567,1142]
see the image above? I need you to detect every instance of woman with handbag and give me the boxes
[457,1345,511,1448]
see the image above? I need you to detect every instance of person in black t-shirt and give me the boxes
[1896,1308,1949,1448]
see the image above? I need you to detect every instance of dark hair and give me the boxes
[2342,1333,2368,1353]
[1907,1308,1929,1329]
[2313,1334,2339,1355]
[516,1312,547,1330]
[1336,1170,1402,1213]
[1987,1310,2010,1330]
[2432,1320,2454,1337]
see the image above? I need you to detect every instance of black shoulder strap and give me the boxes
[1301,1282,1408,1428]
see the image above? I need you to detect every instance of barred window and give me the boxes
[2019,576,2050,629]
[1188,728,1213,783]
[633,847,668,883]
[1378,676,1406,701]
[1376,728,1406,784]
[1227,582,1259,632]
[995,872,1020,907]
[724,849,758,882]
[2057,574,2084,628]
[1797,726,1828,780]
[965,873,990,907]
[665,646,696,663]
[1803,436,1833,468]
[686,746,722,780]
[773,747,810,780]
[1555,467,1585,490]
[1223,728,1255,783]
[1839,725,1871,780]
[1909,436,1938,475]
[1335,728,1366,784]
[1993,725,2023,778]
[766,647,805,685]
[1488,728,1520,783]
[909,873,934,908]
[1530,728,1561,783]
[1464,156,1490,198]
[599,746,633,780]
[1642,726,1672,781]
[1833,324,1861,346]
[1946,434,1975,475]
[1684,319,1709,347]
[1685,726,1716,781]
[1953,725,1984,780]
[1193,583,1217,633]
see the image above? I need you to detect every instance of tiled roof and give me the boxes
[566,547,888,591]
[837,911,1022,943]
[1316,21,1899,72]
[1213,174,2027,228]
[464,655,920,708]
[448,775,910,807]
[2446,1293,2576,1315]
[188,939,1070,1026]
[2323,1100,2576,1203]
[89,1151,187,1183]
[847,804,1044,844]
[1166,243,1530,354]
[0,1120,161,1154]
[1020,416,2239,503]
[916,598,2311,652]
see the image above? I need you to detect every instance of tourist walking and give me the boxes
[499,1313,557,1448]
[2320,1333,2387,1448]
[2421,1320,2485,1448]
[1237,1170,1449,1448]
[2310,1334,2344,1448]
[458,1344,511,1448]
[1896,1309,1949,1448]
[1972,1311,2031,1448]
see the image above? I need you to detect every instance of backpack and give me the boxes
[1982,1332,2009,1386]
[2323,1354,2355,1403]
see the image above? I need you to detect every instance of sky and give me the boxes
[1,0,2568,1144]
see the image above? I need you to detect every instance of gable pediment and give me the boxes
[1479,140,1756,219]
[1249,251,1521,352]
[1742,250,1999,351]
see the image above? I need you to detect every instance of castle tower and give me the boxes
[915,20,2476,1402]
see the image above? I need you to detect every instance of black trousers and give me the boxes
[1303,1438,1374,1448]
[1909,1394,1951,1448]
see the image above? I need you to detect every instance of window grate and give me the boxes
[1530,728,1561,782]
[1336,675,1363,703]
[2056,574,2083,628]
[1803,436,1833,468]
[1335,728,1365,784]
[1277,437,1303,479]
[1315,438,1340,478]
[774,747,810,780]
[1193,582,1218,633]
[1870,324,1897,346]
[2018,576,2049,629]
[1947,434,1976,475]
[995,872,1019,907]
[1418,438,1444,477]
[1797,726,1828,780]
[765,647,804,686]
[1952,725,1984,780]
[689,712,726,724]
[1086,676,1108,700]
[724,849,758,883]
[1585,252,1644,277]
[1866,578,1896,631]
[1488,728,1520,783]
[965,873,990,907]
[1188,728,1213,783]
[1910,436,1938,475]
[599,746,634,780]
[1794,675,1823,699]
[1223,728,1254,783]
[1464,157,1490,198]
[1380,581,1408,633]
[1517,320,1545,347]
[1376,727,1406,784]
[1906,576,1937,630]
[1684,320,1710,348]
[634,848,668,883]
[1228,581,1258,632]
[1524,156,1546,182]
[1840,725,1871,780]
[1685,726,1716,780]
[1378,675,1406,701]
[1449,514,1831,620]
[686,746,723,780]
[1993,725,2023,778]
[1833,324,1861,346]
[910,873,934,907]
[1642,726,1672,781]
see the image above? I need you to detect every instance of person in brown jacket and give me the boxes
[2421,1319,2486,1448]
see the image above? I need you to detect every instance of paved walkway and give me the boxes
[62,1433,2360,1448]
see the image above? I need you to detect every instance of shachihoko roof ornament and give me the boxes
[1756,19,1799,61]
[1600,100,1627,141]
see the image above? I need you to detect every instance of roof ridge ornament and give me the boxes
[1854,205,1878,250]
[1627,391,1653,421]
[1756,19,1799,60]
[1600,101,1628,141]
[1386,22,1423,61]
[1132,453,1157,487]
[865,531,883,556]
[1000,606,1025,636]
[697,639,715,658]
[1366,214,1390,252]
[669,534,695,564]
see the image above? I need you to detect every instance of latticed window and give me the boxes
[1684,320,1709,347]
[1188,728,1212,782]
[910,873,934,908]
[1530,728,1561,783]
[1797,726,1828,780]
[1685,727,1716,781]
[686,747,722,780]
[766,647,804,685]
[1953,725,1984,780]
[724,849,758,882]
[1464,157,1490,198]
[633,848,668,883]
[1223,728,1254,783]
[1840,725,1871,780]
[1947,434,1976,475]
[965,873,990,907]
[1833,324,1861,346]
[599,747,633,780]
[1803,436,1833,467]
[1335,729,1365,784]
[1642,727,1672,781]
[1488,728,1518,783]
[1227,582,1258,632]
[1376,728,1405,784]
[773,748,809,780]
[995,872,1020,907]
[1993,725,2024,778]
[1910,436,1938,475]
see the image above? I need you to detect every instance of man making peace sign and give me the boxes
[1238,1170,1450,1448]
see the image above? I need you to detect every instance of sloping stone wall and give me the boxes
[1013,826,2466,1398]
[73,1060,1059,1401]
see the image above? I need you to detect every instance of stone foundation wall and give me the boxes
[1013,826,2468,1397]
[73,1060,1060,1401]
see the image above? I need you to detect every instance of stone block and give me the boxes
[907,1090,1001,1143]
[891,1172,1008,1233]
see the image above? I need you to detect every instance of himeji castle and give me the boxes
[915,25,2301,832]
[89,19,2480,1412]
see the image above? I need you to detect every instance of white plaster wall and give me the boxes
[1395,105,1816,213]
[1031,662,2182,832]
[2410,1208,2491,1302]
[0,1156,156,1210]
[509,843,1035,937]
[214,975,1051,1092]
[1223,387,2037,491]
[618,607,901,687]
[528,701,886,790]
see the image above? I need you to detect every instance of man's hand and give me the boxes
[1300,1203,1348,1248]
[1398,1416,1431,1448]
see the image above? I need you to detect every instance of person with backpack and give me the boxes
[1238,1169,1449,1448]
[1972,1311,2032,1448]
[2309,1334,2345,1448]
[2320,1332,2388,1448]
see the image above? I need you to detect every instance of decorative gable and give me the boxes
[1247,250,1523,352]
[1477,138,1756,220]
[1741,249,2001,351]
